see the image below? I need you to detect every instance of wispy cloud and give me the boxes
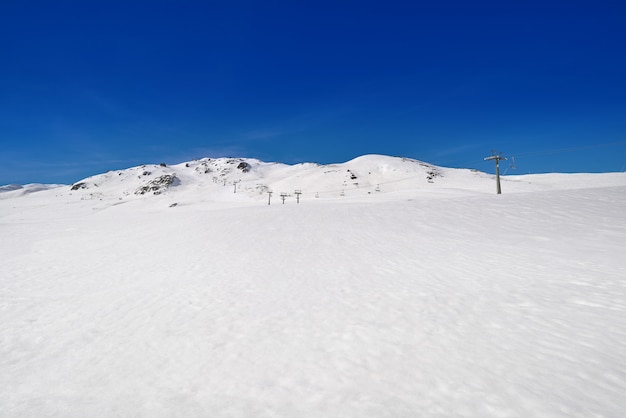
[239,106,354,143]
[241,130,284,141]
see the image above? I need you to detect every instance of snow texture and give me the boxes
[1,155,625,417]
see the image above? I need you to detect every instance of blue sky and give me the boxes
[1,0,625,184]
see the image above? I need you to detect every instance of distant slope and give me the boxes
[0,183,64,199]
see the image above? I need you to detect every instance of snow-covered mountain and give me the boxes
[1,154,626,417]
[63,155,465,201]
[3,154,624,204]
[58,155,449,198]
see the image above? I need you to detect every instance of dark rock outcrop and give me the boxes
[237,162,251,173]
[135,174,178,195]
[70,182,88,191]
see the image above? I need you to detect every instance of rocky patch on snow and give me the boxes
[426,168,442,183]
[194,160,212,175]
[70,182,89,191]
[135,174,179,195]
[237,161,251,172]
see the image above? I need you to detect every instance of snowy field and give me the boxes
[1,156,626,417]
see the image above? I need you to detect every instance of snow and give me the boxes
[1,155,626,417]
[0,183,64,199]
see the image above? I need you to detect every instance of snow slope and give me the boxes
[0,183,64,199]
[1,155,626,417]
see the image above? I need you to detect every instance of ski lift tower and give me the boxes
[484,151,507,194]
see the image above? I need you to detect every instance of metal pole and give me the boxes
[484,152,507,195]
[495,158,502,194]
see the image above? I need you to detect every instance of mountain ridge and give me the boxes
[2,154,625,203]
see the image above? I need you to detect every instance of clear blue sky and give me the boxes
[1,0,625,184]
